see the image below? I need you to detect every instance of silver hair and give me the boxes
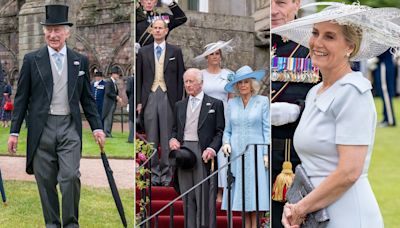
[183,68,203,83]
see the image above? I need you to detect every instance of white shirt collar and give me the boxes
[154,41,166,51]
[190,91,204,102]
[48,45,67,57]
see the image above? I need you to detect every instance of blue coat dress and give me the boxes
[222,95,270,211]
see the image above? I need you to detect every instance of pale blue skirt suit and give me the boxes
[221,95,270,211]
[293,72,383,227]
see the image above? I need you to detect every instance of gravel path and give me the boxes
[0,156,134,189]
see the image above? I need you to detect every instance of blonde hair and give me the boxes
[341,24,362,59]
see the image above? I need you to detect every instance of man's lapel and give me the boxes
[179,98,189,130]
[67,48,80,102]
[198,95,212,129]
[163,43,173,72]
[148,43,155,76]
[34,46,53,103]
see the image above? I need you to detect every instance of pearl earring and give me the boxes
[346,52,351,57]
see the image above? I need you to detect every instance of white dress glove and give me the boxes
[161,0,174,6]
[135,43,141,55]
[263,155,269,168]
[271,102,300,126]
[221,143,231,156]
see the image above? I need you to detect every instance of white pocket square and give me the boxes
[208,109,215,113]
[169,57,175,61]
[78,71,85,76]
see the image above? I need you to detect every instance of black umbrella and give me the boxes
[100,147,128,227]
[0,168,6,205]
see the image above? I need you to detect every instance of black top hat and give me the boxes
[40,5,73,27]
[110,66,121,75]
[94,71,103,77]
[169,146,196,170]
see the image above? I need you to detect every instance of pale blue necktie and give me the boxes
[191,97,199,111]
[53,52,63,72]
[156,45,162,61]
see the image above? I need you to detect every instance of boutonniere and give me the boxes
[281,36,289,43]
[74,61,80,66]
[206,102,211,106]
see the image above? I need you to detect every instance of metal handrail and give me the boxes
[136,143,269,228]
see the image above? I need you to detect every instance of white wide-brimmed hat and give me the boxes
[193,39,234,62]
[271,2,400,61]
[224,65,266,93]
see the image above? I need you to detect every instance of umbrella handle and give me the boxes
[211,159,214,172]
[99,144,105,154]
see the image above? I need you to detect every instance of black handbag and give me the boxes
[286,165,330,228]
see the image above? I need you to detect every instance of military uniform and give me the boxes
[136,2,187,47]
[91,79,105,118]
[271,34,318,228]
[373,50,396,126]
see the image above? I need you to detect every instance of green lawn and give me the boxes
[370,97,400,228]
[0,126,133,158]
[0,180,134,227]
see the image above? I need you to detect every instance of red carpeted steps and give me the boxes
[136,186,243,227]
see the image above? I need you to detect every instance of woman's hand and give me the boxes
[263,155,269,168]
[282,203,304,228]
[221,143,231,156]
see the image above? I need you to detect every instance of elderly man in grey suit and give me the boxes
[8,5,105,227]
[136,18,185,186]
[170,68,224,228]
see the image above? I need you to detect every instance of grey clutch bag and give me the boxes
[286,165,330,228]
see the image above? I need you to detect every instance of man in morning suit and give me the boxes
[7,5,105,227]
[169,68,224,228]
[91,70,106,118]
[136,18,185,186]
[102,66,122,138]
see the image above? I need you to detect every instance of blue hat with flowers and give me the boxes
[224,65,266,93]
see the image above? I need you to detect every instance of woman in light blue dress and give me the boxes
[194,39,234,200]
[270,2,400,227]
[221,66,269,228]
